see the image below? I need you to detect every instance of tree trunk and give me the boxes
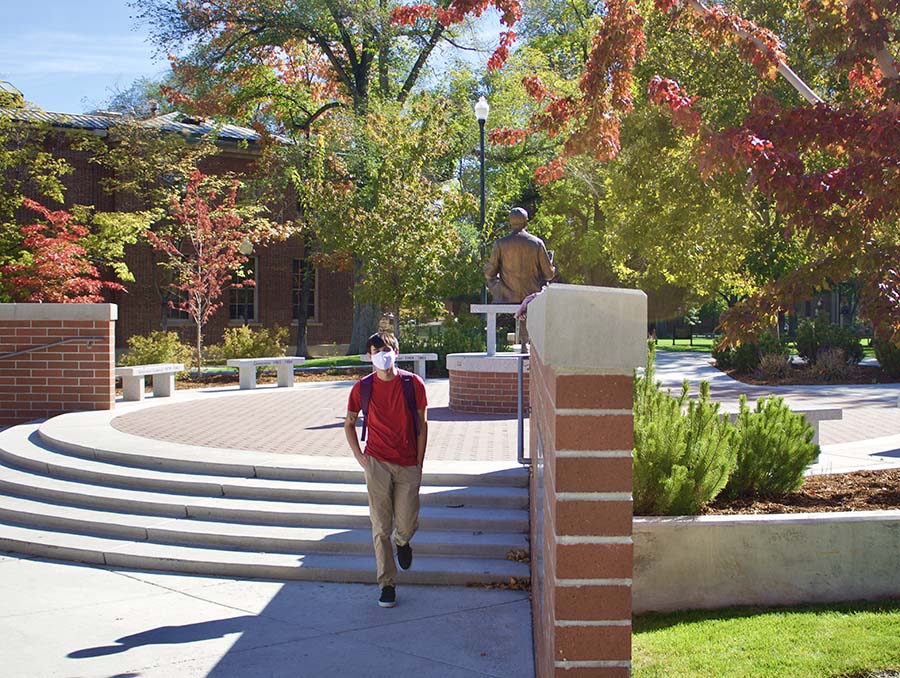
[347,256,380,354]
[295,260,315,358]
[195,320,203,379]
[349,300,380,355]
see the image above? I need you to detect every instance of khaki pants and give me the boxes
[364,457,422,587]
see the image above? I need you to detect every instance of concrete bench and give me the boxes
[360,352,438,380]
[226,357,306,389]
[723,406,842,445]
[115,363,184,402]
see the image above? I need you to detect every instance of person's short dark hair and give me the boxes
[509,207,529,221]
[366,332,400,354]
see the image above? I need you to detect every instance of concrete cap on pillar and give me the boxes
[526,284,646,371]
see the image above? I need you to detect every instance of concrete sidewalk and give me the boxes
[0,552,533,678]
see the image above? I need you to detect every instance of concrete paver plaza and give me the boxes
[2,355,899,677]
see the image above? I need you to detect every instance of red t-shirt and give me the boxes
[347,371,428,466]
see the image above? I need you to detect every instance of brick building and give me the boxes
[4,109,354,355]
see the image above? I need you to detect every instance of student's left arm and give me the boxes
[416,408,428,467]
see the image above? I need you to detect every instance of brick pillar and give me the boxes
[526,284,646,678]
[0,304,117,427]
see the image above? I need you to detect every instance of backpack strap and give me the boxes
[359,373,375,442]
[399,370,420,439]
[359,370,420,442]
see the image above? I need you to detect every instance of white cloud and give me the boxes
[0,30,160,76]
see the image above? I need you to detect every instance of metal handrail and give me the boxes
[0,336,104,362]
[517,353,530,465]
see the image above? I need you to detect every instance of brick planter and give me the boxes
[447,352,529,414]
[0,304,116,427]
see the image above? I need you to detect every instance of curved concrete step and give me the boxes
[0,426,527,509]
[38,416,529,487]
[0,495,528,558]
[0,523,531,586]
[0,463,529,533]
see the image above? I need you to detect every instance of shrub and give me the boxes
[714,330,787,375]
[755,352,790,381]
[633,345,736,515]
[874,338,900,378]
[219,325,289,359]
[757,329,788,360]
[796,313,863,365]
[723,395,819,499]
[118,331,193,376]
[714,340,761,373]
[711,336,734,369]
[810,347,852,382]
[400,315,509,377]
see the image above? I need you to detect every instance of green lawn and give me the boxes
[653,337,876,359]
[633,600,900,677]
[298,355,364,368]
[653,337,717,353]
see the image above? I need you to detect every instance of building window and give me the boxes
[292,259,318,322]
[229,257,258,322]
[164,289,191,321]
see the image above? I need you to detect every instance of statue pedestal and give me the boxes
[447,352,529,414]
[470,304,520,355]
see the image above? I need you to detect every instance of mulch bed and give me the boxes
[702,469,900,514]
[722,363,900,386]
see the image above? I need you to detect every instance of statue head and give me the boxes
[508,207,529,232]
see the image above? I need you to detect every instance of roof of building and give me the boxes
[0,108,283,145]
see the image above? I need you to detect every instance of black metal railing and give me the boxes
[0,336,104,362]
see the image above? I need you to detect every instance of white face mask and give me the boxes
[371,349,397,371]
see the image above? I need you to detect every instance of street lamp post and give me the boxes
[474,96,490,306]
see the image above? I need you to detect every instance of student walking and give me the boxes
[344,332,428,608]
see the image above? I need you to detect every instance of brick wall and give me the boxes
[19,133,354,351]
[448,369,529,413]
[0,304,116,427]
[526,284,646,678]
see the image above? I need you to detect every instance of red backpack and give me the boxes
[359,369,420,442]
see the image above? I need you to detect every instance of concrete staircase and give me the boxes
[0,420,531,585]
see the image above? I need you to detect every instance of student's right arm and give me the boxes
[344,410,367,469]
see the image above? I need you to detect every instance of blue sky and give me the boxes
[1,1,167,113]
[1,1,497,115]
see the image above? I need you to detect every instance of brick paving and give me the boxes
[110,354,900,466]
[112,379,527,463]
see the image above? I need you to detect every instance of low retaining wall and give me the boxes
[633,510,900,613]
[447,352,530,414]
[0,304,117,427]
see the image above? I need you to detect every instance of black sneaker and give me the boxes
[378,585,396,608]
[397,542,413,570]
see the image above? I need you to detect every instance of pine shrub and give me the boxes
[633,346,736,515]
[723,395,819,499]
[118,331,193,376]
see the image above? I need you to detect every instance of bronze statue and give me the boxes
[484,208,556,304]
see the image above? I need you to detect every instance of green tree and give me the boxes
[133,0,522,352]
[297,96,476,336]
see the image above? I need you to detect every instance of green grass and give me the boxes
[634,600,900,677]
[298,355,364,368]
[653,337,717,353]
